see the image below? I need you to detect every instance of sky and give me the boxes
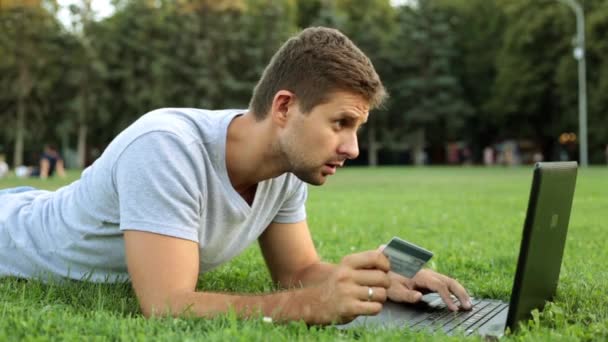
[56,0,115,27]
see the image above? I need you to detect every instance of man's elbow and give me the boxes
[140,304,155,319]
[139,300,172,318]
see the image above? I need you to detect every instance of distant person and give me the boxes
[483,146,494,166]
[0,154,8,178]
[0,27,470,324]
[504,145,515,166]
[29,144,66,179]
[533,151,544,163]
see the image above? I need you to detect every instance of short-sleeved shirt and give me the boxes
[0,108,307,282]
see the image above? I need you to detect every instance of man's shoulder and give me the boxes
[135,108,245,142]
[145,108,245,124]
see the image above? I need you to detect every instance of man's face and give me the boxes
[278,91,369,185]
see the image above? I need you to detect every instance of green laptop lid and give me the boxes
[506,162,578,330]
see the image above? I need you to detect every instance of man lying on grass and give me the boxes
[0,27,470,324]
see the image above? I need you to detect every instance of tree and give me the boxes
[386,0,473,164]
[64,0,100,168]
[0,2,65,167]
[80,0,295,143]
[488,1,578,160]
[434,0,507,160]
[584,1,608,162]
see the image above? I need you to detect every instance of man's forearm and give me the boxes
[139,251,393,325]
[150,287,330,324]
[285,261,337,288]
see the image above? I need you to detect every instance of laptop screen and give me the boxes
[506,162,577,330]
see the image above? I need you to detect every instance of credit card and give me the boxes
[382,237,433,278]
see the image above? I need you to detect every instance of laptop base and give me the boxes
[338,294,509,338]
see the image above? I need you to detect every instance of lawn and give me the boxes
[1,166,607,341]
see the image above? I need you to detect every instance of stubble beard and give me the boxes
[276,134,326,186]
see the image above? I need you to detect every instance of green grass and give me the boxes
[1,166,607,341]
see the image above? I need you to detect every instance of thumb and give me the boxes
[377,244,386,252]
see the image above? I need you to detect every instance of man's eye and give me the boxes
[334,119,346,129]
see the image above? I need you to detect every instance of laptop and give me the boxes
[339,161,578,338]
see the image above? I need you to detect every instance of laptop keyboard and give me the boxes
[407,298,509,335]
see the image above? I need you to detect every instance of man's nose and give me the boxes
[338,133,359,160]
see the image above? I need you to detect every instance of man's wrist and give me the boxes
[287,262,335,288]
[263,286,322,324]
[286,286,327,324]
[216,286,320,324]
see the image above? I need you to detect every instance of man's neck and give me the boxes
[225,112,288,193]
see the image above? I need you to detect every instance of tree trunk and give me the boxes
[367,119,379,166]
[14,94,25,168]
[412,128,426,166]
[13,60,31,168]
[77,123,87,168]
[77,86,88,168]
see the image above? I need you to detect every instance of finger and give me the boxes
[437,289,458,312]
[358,286,387,303]
[388,286,422,303]
[447,278,472,310]
[341,251,390,272]
[377,244,386,252]
[353,300,384,316]
[436,284,458,311]
[432,273,471,310]
[352,269,391,288]
[388,271,411,285]
[426,274,458,311]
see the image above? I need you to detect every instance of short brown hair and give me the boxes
[249,27,387,119]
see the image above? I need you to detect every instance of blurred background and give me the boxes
[1,0,607,171]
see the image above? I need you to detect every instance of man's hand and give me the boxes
[386,269,472,312]
[306,250,392,324]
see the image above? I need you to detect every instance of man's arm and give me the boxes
[55,159,66,177]
[259,221,472,311]
[39,158,50,179]
[258,220,336,288]
[124,230,390,324]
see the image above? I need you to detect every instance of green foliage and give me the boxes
[2,0,608,165]
[489,2,571,138]
[0,5,72,166]
[586,4,608,162]
[84,0,296,135]
[1,167,607,340]
[486,0,608,162]
[386,0,473,149]
[434,0,507,151]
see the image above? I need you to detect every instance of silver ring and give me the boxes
[367,287,374,301]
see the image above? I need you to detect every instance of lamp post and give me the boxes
[557,0,588,166]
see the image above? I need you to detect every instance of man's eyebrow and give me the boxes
[339,111,368,124]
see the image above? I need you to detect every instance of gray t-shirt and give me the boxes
[0,108,307,282]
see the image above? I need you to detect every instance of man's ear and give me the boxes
[270,90,296,128]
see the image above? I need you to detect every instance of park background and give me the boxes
[1,0,608,169]
[1,0,608,341]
